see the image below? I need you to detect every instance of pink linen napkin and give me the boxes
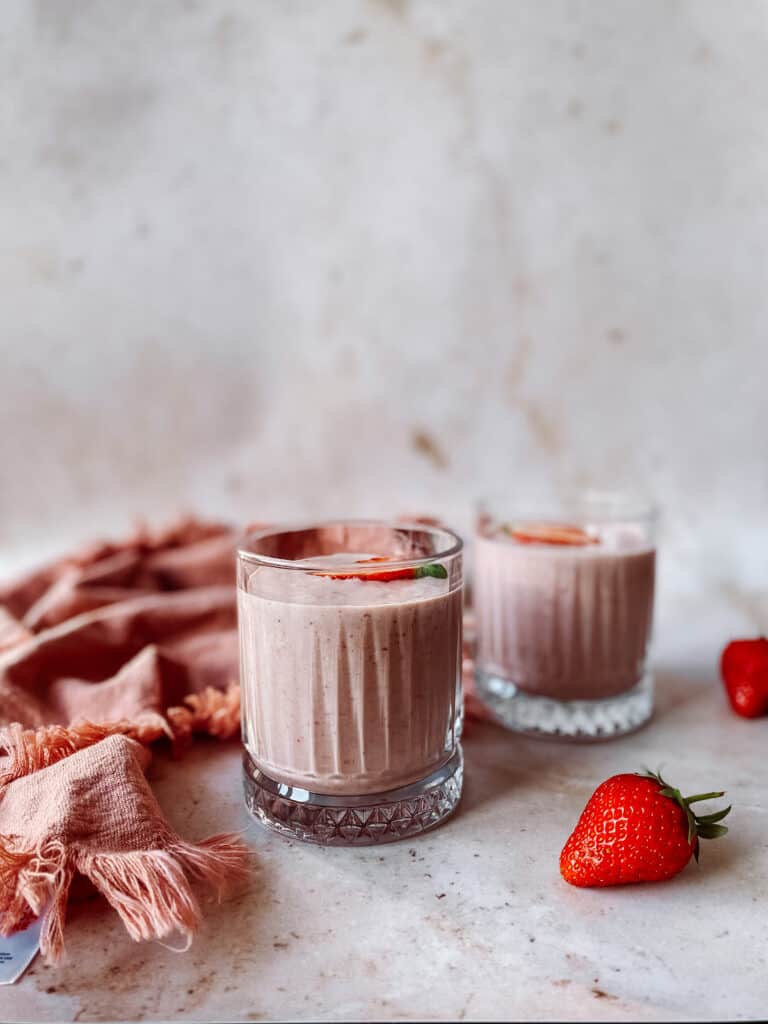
[0,519,249,963]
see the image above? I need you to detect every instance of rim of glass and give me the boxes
[237,518,464,572]
[477,488,659,524]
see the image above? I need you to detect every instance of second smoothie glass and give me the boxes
[238,520,464,845]
[474,491,657,740]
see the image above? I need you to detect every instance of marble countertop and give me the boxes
[5,594,767,1023]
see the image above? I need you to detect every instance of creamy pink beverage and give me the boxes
[239,557,462,795]
[475,527,655,699]
[237,522,464,846]
[473,493,659,737]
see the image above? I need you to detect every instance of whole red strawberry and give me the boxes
[560,771,730,887]
[720,638,768,718]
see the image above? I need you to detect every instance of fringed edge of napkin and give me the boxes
[0,830,250,963]
[0,718,167,787]
[0,837,72,959]
[0,683,248,964]
[168,682,241,752]
[0,682,242,786]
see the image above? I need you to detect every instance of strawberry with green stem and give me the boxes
[560,769,731,887]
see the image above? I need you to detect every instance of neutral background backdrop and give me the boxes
[1,0,766,622]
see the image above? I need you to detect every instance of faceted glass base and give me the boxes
[475,669,653,740]
[243,747,463,846]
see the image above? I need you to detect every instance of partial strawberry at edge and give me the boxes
[720,638,768,719]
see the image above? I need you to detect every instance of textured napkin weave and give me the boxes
[0,519,249,962]
[0,732,247,962]
[0,518,242,732]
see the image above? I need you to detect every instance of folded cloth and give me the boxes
[0,518,242,731]
[0,731,248,962]
[0,518,249,963]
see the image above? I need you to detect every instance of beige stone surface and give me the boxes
[3,593,766,1022]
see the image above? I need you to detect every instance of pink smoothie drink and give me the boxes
[474,521,655,702]
[239,549,463,797]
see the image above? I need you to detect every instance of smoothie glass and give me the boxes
[474,492,657,740]
[238,520,464,845]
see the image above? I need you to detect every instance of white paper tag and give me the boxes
[0,916,42,985]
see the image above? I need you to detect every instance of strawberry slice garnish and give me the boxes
[504,523,598,546]
[311,556,447,582]
[720,638,768,718]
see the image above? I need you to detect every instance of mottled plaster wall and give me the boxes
[1,0,766,614]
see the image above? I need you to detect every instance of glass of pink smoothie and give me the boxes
[474,492,657,740]
[237,520,464,845]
